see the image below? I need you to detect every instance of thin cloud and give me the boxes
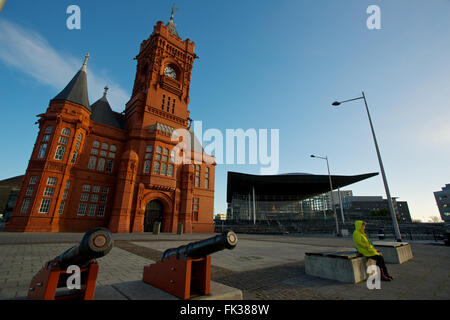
[0,19,129,111]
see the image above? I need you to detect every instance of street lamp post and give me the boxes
[311,154,341,236]
[332,91,402,242]
[337,187,345,224]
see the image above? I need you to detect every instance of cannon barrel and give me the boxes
[53,227,114,269]
[162,230,237,260]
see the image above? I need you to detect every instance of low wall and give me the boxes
[215,220,445,241]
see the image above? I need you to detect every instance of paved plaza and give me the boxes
[0,231,449,300]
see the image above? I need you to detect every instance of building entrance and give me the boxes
[144,200,164,232]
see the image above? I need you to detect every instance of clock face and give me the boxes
[164,66,177,79]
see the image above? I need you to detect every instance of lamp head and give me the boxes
[310,155,315,158]
[332,101,341,106]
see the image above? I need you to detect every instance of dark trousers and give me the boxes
[367,255,389,275]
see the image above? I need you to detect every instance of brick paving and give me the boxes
[0,231,449,300]
[0,242,153,299]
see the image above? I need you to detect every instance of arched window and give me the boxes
[106,159,114,172]
[61,128,71,136]
[71,150,78,164]
[168,164,174,177]
[58,136,68,144]
[205,167,210,189]
[153,161,160,174]
[45,126,53,134]
[97,158,106,171]
[38,144,47,159]
[88,156,97,169]
[54,145,65,160]
[93,141,100,148]
[143,160,151,173]
[161,163,167,175]
[195,165,200,187]
[101,143,109,150]
[110,145,117,152]
[77,133,83,141]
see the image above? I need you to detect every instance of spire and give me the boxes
[103,86,109,98]
[53,54,90,111]
[168,4,179,37]
[81,53,90,72]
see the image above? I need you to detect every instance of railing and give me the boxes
[214,219,446,241]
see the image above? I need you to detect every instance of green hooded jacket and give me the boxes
[353,220,380,257]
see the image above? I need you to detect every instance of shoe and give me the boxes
[381,274,391,281]
[380,270,391,281]
[384,270,394,280]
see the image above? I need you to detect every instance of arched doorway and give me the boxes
[144,200,164,232]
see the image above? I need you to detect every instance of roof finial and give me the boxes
[81,53,90,72]
[103,86,109,98]
[170,3,178,21]
[168,4,179,36]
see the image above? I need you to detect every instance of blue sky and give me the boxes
[0,0,449,222]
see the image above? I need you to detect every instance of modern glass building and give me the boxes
[434,184,450,222]
[226,171,378,222]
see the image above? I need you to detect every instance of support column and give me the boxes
[108,150,139,233]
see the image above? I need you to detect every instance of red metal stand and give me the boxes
[27,261,99,300]
[143,254,211,299]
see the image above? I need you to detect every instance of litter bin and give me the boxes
[177,223,183,235]
[153,222,161,235]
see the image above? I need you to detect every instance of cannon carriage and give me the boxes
[27,227,114,300]
[143,230,238,299]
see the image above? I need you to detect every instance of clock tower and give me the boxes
[126,6,197,133]
[108,9,215,234]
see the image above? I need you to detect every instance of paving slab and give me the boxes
[131,240,338,272]
[1,232,449,300]
[98,280,242,300]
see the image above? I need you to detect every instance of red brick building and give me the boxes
[5,14,215,233]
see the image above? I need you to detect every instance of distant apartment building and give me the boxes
[0,175,25,220]
[343,196,412,223]
[303,190,353,212]
[214,213,227,221]
[434,184,450,222]
[329,190,353,209]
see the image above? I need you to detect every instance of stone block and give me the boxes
[373,241,413,264]
[305,250,376,284]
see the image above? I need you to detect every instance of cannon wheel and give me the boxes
[144,200,164,232]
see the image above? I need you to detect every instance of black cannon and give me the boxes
[28,227,114,300]
[162,230,237,260]
[53,227,114,269]
[143,230,238,299]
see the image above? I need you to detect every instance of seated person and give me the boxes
[353,220,393,281]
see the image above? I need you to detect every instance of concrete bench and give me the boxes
[373,241,413,264]
[305,250,376,284]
